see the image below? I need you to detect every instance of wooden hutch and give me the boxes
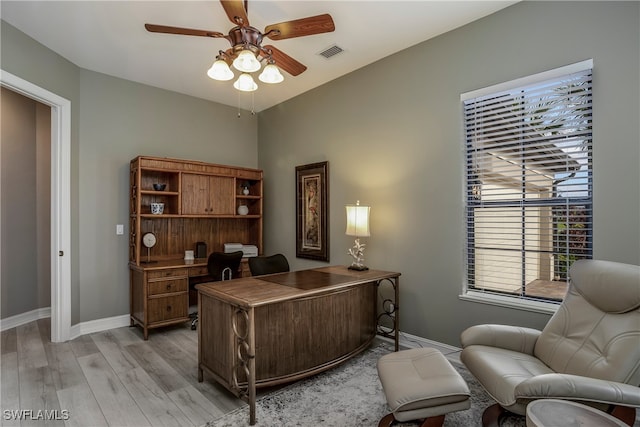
[128,156,263,339]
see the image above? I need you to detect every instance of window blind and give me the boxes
[463,64,593,301]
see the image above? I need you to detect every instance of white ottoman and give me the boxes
[377,347,470,427]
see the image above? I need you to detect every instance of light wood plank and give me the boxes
[17,321,48,370]
[68,334,100,359]
[167,385,229,426]
[1,328,18,355]
[90,330,140,375]
[56,384,108,427]
[1,352,21,427]
[42,341,87,391]
[119,367,195,427]
[108,326,146,346]
[77,352,151,427]
[18,366,64,427]
[124,342,190,393]
[149,330,243,412]
[37,318,51,343]
[3,320,253,427]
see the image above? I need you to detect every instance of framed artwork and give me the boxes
[296,161,329,261]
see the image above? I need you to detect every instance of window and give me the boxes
[462,61,593,305]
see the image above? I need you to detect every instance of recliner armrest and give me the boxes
[460,324,541,355]
[516,373,640,407]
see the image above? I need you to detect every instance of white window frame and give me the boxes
[460,60,593,314]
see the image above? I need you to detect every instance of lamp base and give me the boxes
[348,264,369,271]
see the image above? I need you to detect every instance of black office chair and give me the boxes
[248,253,290,276]
[190,251,243,330]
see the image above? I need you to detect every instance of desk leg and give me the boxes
[231,307,257,425]
[247,307,256,425]
[376,277,400,351]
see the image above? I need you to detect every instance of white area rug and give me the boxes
[204,343,526,427]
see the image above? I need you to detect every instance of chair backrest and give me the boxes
[534,260,640,385]
[248,253,290,276]
[207,251,243,281]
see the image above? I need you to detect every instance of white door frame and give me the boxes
[1,70,71,342]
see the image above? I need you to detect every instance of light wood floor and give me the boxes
[4,319,636,427]
[1,318,244,427]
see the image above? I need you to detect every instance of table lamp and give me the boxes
[345,200,370,271]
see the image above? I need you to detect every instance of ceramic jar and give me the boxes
[237,205,249,215]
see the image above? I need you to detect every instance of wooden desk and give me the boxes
[196,266,400,425]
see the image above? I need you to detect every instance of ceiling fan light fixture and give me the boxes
[233,73,258,92]
[258,63,284,84]
[207,59,234,81]
[232,49,261,73]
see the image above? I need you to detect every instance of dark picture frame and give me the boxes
[296,161,329,261]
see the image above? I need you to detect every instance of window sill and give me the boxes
[459,290,560,315]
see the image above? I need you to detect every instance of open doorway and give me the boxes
[1,87,51,322]
[1,70,71,342]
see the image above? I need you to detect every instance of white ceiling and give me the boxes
[1,1,518,112]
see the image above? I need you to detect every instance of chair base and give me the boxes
[189,312,198,330]
[482,403,506,427]
[610,405,636,426]
[481,402,637,427]
[378,413,445,427]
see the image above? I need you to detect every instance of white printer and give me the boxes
[241,245,258,257]
[223,243,243,253]
[224,243,258,257]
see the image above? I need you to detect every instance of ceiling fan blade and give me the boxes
[220,0,250,27]
[264,14,335,40]
[145,24,225,39]
[262,45,307,76]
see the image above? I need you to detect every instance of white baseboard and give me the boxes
[377,328,461,352]
[398,330,461,352]
[1,308,130,340]
[0,307,51,331]
[69,314,130,340]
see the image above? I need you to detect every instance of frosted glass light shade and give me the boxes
[345,202,370,237]
[232,50,261,73]
[233,73,258,92]
[259,64,284,84]
[207,59,234,81]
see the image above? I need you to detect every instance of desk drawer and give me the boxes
[148,295,188,323]
[148,278,188,296]
[148,268,188,280]
[189,266,209,277]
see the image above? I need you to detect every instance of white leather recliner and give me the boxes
[460,259,640,426]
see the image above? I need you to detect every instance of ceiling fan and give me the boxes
[145,0,335,89]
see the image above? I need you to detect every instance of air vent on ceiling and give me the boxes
[318,45,344,59]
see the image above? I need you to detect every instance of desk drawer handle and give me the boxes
[166,284,172,291]
[166,305,172,312]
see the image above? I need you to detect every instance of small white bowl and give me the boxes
[150,203,164,215]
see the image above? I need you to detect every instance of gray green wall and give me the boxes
[1,20,82,324]
[1,20,258,324]
[2,2,638,346]
[257,1,640,345]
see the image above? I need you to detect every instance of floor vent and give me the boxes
[318,45,344,59]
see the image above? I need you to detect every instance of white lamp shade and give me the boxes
[207,59,234,81]
[232,50,261,73]
[233,73,258,92]
[345,203,370,237]
[259,64,284,84]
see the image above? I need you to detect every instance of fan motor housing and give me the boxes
[229,26,263,53]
